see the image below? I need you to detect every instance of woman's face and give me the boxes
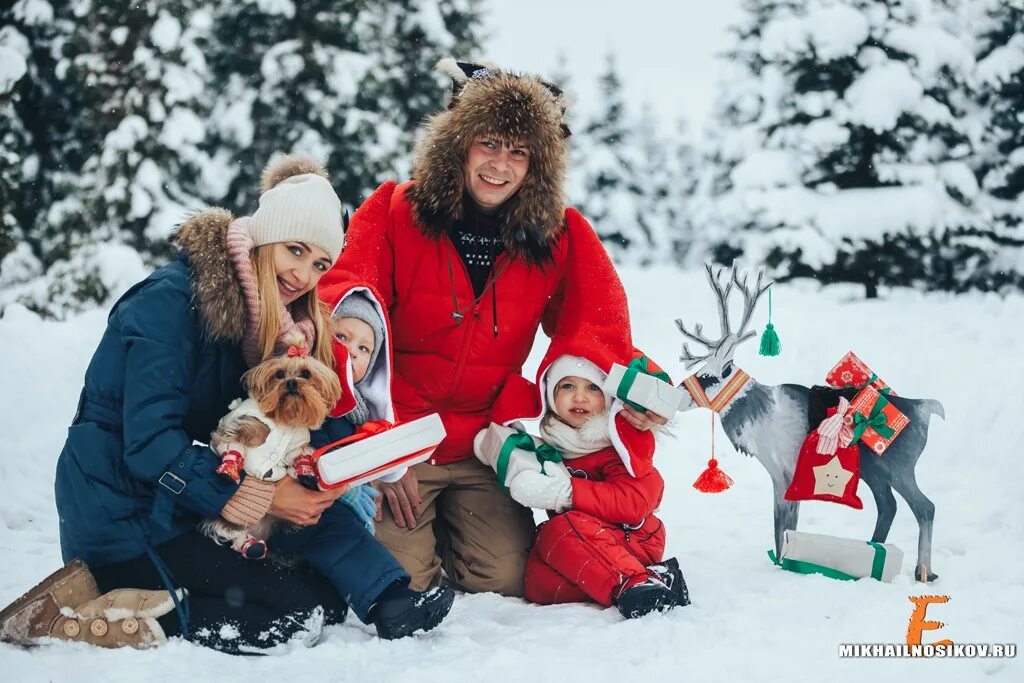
[272,242,332,305]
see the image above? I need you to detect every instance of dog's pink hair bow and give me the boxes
[287,345,308,358]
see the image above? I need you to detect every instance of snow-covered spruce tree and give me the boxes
[575,53,652,265]
[0,0,74,272]
[704,0,981,297]
[203,0,483,215]
[1,21,32,263]
[972,0,1024,291]
[54,1,211,257]
[635,105,699,264]
[16,0,209,315]
[0,1,120,315]
[550,51,584,200]
[357,0,484,164]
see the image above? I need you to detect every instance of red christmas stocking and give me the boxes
[785,404,863,509]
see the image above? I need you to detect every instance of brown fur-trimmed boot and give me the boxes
[48,588,182,649]
[0,559,100,644]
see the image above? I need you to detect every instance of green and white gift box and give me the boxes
[604,361,682,417]
[770,530,904,582]
[474,423,564,490]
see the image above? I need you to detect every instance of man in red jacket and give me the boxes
[318,59,666,595]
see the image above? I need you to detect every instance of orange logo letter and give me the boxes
[907,595,952,647]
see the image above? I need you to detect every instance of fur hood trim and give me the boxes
[406,61,570,264]
[171,208,245,343]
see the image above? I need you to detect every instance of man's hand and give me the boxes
[269,477,348,527]
[619,405,669,432]
[374,467,421,528]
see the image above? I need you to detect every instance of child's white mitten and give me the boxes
[507,467,573,512]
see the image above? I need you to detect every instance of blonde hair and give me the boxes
[250,245,335,369]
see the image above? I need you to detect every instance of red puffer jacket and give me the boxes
[319,181,630,464]
[564,446,665,531]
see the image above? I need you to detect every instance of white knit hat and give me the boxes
[544,355,611,409]
[249,173,344,261]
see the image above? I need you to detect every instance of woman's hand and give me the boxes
[269,477,348,526]
[619,405,669,432]
[374,468,421,528]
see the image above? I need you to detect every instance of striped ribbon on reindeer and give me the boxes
[680,368,751,413]
[680,369,752,494]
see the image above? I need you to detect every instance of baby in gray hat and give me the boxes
[330,291,385,426]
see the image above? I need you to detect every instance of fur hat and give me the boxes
[250,155,344,261]
[545,355,612,409]
[406,58,572,265]
[331,291,385,385]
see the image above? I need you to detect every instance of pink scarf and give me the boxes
[226,217,316,368]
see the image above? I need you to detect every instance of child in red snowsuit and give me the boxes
[476,355,690,619]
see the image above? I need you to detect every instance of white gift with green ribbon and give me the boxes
[768,530,904,582]
[604,356,682,417]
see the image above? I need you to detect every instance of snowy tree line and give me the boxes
[0,0,484,315]
[1,0,1022,317]
[697,0,1024,297]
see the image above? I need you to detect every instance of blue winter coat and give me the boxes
[53,208,356,567]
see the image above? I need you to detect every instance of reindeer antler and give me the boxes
[674,264,735,369]
[675,322,713,369]
[675,263,775,371]
[707,263,735,339]
[731,268,772,345]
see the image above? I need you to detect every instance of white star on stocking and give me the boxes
[812,456,854,496]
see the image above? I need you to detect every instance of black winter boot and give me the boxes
[614,576,676,620]
[369,583,454,640]
[648,557,691,607]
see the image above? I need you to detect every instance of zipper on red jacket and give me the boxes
[443,236,508,399]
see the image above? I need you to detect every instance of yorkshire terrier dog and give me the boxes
[201,333,341,559]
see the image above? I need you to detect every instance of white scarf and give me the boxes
[539,412,612,458]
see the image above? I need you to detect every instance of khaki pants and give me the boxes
[375,458,536,596]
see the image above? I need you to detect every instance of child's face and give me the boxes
[552,375,607,428]
[331,317,375,383]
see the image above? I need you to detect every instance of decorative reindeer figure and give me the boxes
[674,264,945,581]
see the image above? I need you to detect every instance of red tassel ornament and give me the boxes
[693,413,732,493]
[693,458,733,493]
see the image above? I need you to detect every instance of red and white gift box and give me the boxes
[825,351,895,396]
[846,386,910,455]
[311,413,446,489]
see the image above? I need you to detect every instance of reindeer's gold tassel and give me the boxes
[693,413,733,493]
[759,287,781,356]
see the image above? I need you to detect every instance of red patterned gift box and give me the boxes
[846,386,910,455]
[825,351,896,396]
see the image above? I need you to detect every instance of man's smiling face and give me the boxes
[464,136,530,209]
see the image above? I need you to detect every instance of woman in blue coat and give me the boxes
[0,156,454,653]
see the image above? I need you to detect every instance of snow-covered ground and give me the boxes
[1,266,1021,682]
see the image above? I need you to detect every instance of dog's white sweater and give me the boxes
[218,398,310,481]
